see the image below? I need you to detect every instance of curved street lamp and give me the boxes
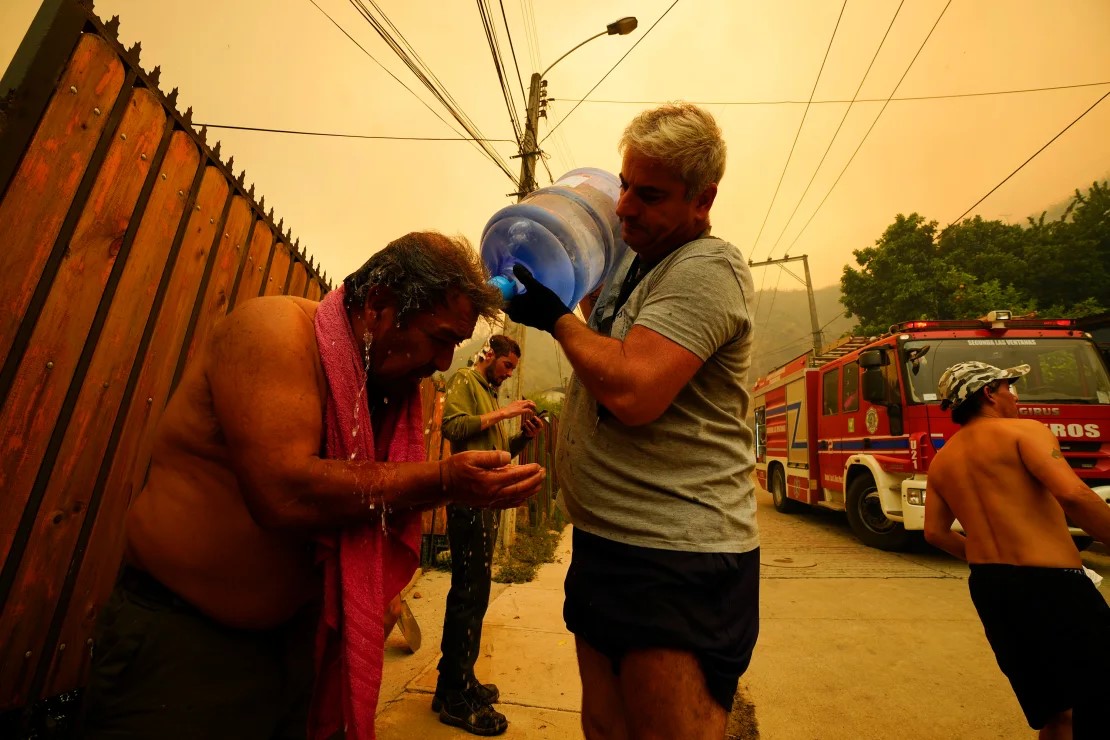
[516,16,638,199]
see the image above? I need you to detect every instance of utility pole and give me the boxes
[748,254,824,355]
[516,72,544,201]
[496,76,546,558]
[502,72,546,422]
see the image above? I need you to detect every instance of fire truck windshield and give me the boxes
[901,338,1110,405]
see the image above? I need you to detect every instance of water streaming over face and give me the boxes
[349,331,378,513]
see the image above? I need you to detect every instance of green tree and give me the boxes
[840,181,1109,333]
[840,214,957,335]
[1021,182,1109,316]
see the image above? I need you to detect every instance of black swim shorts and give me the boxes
[563,527,759,711]
[969,563,1110,734]
[83,567,317,740]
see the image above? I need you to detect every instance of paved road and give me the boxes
[748,487,1109,739]
[377,488,1110,738]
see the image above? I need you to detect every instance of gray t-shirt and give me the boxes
[556,236,759,553]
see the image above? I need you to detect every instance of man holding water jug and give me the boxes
[508,103,759,739]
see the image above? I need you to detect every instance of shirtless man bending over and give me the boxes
[82,232,544,739]
[925,360,1110,740]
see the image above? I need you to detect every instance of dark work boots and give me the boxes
[431,683,505,736]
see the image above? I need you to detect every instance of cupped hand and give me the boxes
[443,450,546,509]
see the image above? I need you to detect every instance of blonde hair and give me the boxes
[618,102,726,199]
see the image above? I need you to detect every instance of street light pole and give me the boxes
[515,16,637,203]
[498,17,637,554]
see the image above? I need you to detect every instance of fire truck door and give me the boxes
[817,366,848,493]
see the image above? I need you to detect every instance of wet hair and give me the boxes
[618,102,726,200]
[950,381,1000,425]
[488,334,521,359]
[342,231,502,321]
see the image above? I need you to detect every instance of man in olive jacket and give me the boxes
[434,334,542,735]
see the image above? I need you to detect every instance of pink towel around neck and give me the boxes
[309,284,424,740]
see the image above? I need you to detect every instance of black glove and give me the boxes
[506,264,571,334]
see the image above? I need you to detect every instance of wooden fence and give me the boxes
[0,0,331,712]
[516,415,561,528]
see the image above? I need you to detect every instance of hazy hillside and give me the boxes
[1027,172,1109,223]
[748,284,856,379]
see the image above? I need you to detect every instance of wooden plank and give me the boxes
[0,130,199,707]
[420,380,449,537]
[287,259,308,298]
[231,220,273,307]
[0,87,165,577]
[43,165,229,698]
[182,195,252,366]
[263,241,292,296]
[306,280,323,302]
[0,34,126,364]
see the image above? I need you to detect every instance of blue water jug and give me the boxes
[481,168,629,310]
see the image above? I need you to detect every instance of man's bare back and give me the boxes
[126,297,324,629]
[125,293,545,630]
[927,418,1081,568]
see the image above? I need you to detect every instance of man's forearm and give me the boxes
[926,528,967,560]
[248,457,444,532]
[478,409,507,431]
[1060,488,1110,544]
[551,314,639,420]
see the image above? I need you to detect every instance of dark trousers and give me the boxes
[82,567,316,740]
[437,504,499,692]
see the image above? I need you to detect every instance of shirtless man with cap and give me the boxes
[925,360,1110,739]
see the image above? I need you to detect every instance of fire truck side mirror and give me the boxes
[859,349,888,369]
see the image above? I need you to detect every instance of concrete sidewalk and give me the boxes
[376,491,1110,739]
[376,528,582,738]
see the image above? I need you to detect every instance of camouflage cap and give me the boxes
[937,361,1030,410]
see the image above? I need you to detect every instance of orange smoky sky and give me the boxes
[3,0,1109,293]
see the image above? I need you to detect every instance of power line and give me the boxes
[306,0,515,181]
[477,0,524,145]
[305,0,470,142]
[539,150,555,186]
[498,0,528,109]
[192,122,516,142]
[753,310,849,362]
[751,0,848,259]
[547,80,1110,106]
[784,0,953,256]
[343,0,519,184]
[945,88,1110,229]
[519,0,541,71]
[541,0,682,144]
[761,268,786,335]
[766,0,906,258]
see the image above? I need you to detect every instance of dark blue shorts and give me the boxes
[969,563,1110,733]
[563,528,759,711]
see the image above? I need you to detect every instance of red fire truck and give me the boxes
[752,311,1110,550]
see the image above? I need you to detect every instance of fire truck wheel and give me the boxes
[846,474,911,551]
[770,466,801,513]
